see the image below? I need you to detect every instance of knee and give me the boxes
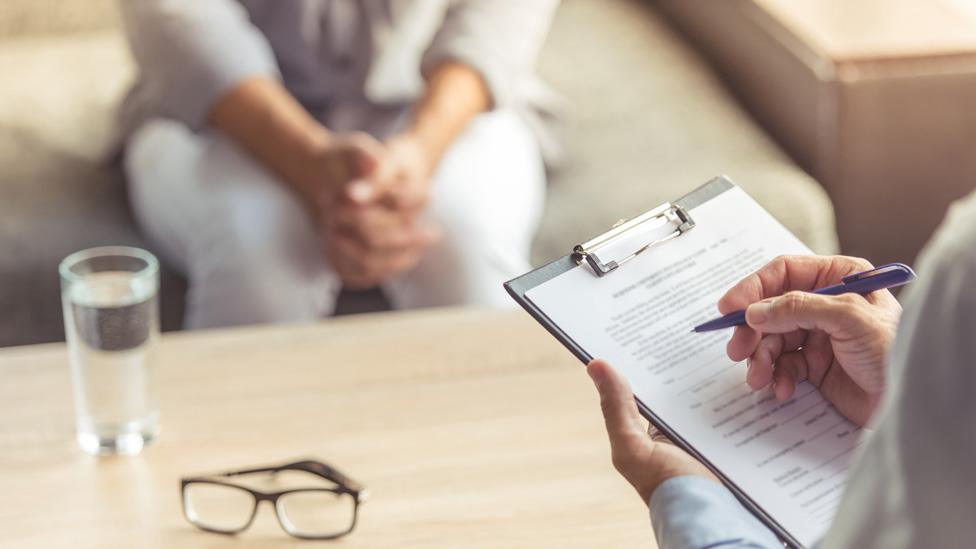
[186,265,335,328]
[423,111,545,255]
[199,197,323,278]
[185,226,336,328]
[124,119,196,182]
[423,183,540,274]
[177,174,328,303]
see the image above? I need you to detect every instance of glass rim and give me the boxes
[59,246,159,285]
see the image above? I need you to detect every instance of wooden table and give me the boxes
[0,308,655,548]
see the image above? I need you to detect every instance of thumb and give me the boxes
[346,178,376,204]
[587,360,644,450]
[345,159,398,206]
[745,291,862,336]
[342,136,392,205]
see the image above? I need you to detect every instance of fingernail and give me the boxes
[348,180,373,202]
[586,361,604,381]
[746,358,752,370]
[748,302,772,324]
[586,365,601,386]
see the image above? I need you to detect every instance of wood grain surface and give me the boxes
[0,308,656,548]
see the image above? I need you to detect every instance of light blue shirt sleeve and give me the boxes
[650,476,783,549]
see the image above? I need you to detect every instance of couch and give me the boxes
[0,0,837,347]
[656,0,976,267]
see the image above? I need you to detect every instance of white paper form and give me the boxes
[526,187,863,547]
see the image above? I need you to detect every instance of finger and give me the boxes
[863,285,902,317]
[587,360,646,451]
[346,132,386,175]
[329,242,426,288]
[346,179,376,204]
[727,324,761,362]
[327,252,374,290]
[339,133,391,205]
[799,331,835,387]
[745,334,782,390]
[319,133,385,196]
[718,255,874,314]
[327,228,425,288]
[771,351,810,401]
[331,202,404,231]
[745,292,870,338]
[366,237,429,278]
[330,206,437,251]
[746,329,809,390]
[374,244,427,279]
[728,316,806,362]
[718,268,766,314]
[383,178,431,211]
[323,233,373,288]
[335,219,434,252]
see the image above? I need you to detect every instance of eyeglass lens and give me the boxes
[275,490,356,538]
[183,482,256,533]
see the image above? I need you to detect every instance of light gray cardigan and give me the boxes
[117,0,561,158]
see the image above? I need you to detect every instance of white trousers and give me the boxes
[123,111,545,329]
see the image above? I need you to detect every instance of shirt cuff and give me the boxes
[650,476,782,549]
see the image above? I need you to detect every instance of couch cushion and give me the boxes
[0,32,186,347]
[531,0,837,265]
[0,0,119,39]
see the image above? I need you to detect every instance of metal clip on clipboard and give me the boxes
[572,202,696,276]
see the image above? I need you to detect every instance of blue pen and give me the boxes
[692,262,917,333]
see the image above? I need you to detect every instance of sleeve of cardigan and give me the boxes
[421,0,560,109]
[117,0,280,129]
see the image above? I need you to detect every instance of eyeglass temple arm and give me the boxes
[222,460,364,493]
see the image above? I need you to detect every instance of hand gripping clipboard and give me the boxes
[505,176,802,548]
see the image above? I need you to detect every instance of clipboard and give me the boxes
[505,176,802,548]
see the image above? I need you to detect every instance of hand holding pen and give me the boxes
[702,256,910,426]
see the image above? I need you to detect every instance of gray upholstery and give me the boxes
[533,0,837,264]
[0,0,837,347]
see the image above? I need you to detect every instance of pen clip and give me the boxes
[841,262,916,284]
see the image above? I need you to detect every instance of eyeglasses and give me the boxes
[180,459,367,540]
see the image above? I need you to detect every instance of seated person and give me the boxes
[117,1,559,329]
[587,190,976,547]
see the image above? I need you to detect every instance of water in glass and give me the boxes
[62,251,160,456]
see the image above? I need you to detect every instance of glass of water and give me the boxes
[59,246,161,456]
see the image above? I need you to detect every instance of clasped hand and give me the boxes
[304,132,441,289]
[589,255,903,504]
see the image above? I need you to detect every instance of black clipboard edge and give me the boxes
[504,176,802,549]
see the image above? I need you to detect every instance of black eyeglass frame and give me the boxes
[180,459,368,540]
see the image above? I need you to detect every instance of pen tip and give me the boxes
[689,328,696,333]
